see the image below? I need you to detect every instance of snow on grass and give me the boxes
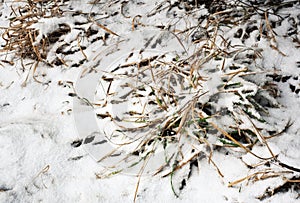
[0,0,299,202]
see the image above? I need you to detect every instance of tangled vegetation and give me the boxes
[1,0,299,201]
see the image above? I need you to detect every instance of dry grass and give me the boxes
[89,1,298,200]
[0,0,65,85]
[1,0,299,201]
[1,0,63,60]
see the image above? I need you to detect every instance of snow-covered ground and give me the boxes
[0,0,299,202]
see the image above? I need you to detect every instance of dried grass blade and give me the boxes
[90,17,119,37]
[77,36,88,60]
[134,154,151,203]
[210,122,273,160]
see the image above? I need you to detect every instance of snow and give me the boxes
[0,0,300,202]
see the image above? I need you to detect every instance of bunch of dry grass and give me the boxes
[88,1,300,200]
[1,0,64,61]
